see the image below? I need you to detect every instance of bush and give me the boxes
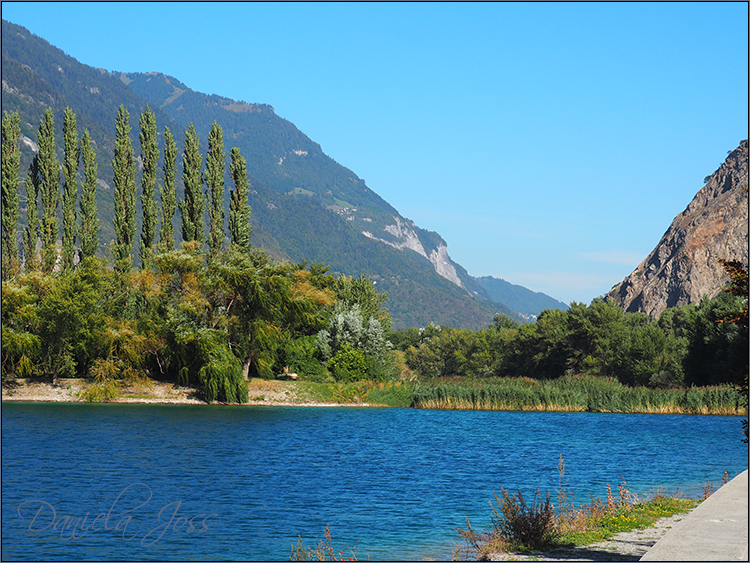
[327,343,368,382]
[491,488,559,550]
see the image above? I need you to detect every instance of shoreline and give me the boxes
[2,379,746,415]
[0,379,378,408]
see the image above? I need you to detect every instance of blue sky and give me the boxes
[3,2,748,304]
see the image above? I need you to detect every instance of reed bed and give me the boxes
[412,375,745,415]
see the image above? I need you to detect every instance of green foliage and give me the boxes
[205,121,226,258]
[78,130,100,261]
[159,126,178,251]
[228,146,252,252]
[61,107,78,272]
[22,162,39,272]
[327,343,368,383]
[139,104,159,269]
[37,108,60,273]
[276,334,327,381]
[179,123,204,245]
[2,111,22,280]
[112,105,137,271]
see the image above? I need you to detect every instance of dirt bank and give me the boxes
[1,378,373,407]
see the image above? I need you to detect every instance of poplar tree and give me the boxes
[61,107,79,272]
[205,121,225,258]
[229,146,252,253]
[22,162,39,272]
[139,104,159,268]
[38,108,61,273]
[2,111,21,279]
[159,126,177,251]
[112,105,137,271]
[179,123,204,245]
[78,130,99,260]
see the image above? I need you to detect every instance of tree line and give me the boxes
[392,289,747,391]
[2,107,396,403]
[2,105,252,277]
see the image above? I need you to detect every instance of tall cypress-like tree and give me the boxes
[139,104,159,268]
[61,107,79,272]
[159,126,177,251]
[78,129,99,261]
[229,147,252,253]
[179,123,204,245]
[205,121,225,258]
[38,108,60,274]
[2,111,21,279]
[22,161,39,272]
[112,105,137,270]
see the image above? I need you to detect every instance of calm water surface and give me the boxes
[1,403,747,561]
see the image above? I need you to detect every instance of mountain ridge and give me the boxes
[2,18,564,328]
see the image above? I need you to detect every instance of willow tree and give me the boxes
[61,108,79,272]
[1,111,21,279]
[38,108,60,273]
[205,121,225,258]
[158,126,177,251]
[112,105,137,271]
[139,105,159,269]
[179,123,204,246]
[78,130,99,261]
[229,147,252,253]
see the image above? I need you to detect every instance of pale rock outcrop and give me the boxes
[363,217,465,288]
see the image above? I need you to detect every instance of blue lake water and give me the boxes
[1,402,747,561]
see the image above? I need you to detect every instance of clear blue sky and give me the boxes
[3,2,748,304]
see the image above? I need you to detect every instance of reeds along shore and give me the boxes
[411,375,746,415]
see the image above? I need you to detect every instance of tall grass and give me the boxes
[412,374,745,415]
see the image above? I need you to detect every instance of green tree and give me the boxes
[333,274,392,332]
[37,108,60,274]
[22,162,39,272]
[179,123,204,246]
[139,105,159,269]
[112,105,137,271]
[1,111,21,279]
[61,107,79,272]
[159,126,177,251]
[228,146,252,252]
[205,121,226,258]
[78,130,99,261]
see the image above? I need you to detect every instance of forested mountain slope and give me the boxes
[2,18,548,329]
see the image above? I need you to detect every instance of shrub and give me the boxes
[327,343,368,383]
[491,488,559,550]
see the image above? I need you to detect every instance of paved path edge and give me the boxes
[640,469,748,561]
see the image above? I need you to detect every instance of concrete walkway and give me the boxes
[640,469,748,561]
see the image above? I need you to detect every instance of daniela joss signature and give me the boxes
[17,483,218,547]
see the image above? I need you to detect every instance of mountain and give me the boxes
[1,18,562,329]
[607,140,748,318]
[472,276,569,319]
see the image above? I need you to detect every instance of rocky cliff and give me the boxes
[607,140,748,318]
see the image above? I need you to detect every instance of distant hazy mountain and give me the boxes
[2,18,564,329]
[472,276,569,318]
[607,140,748,318]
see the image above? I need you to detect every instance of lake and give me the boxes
[1,403,747,561]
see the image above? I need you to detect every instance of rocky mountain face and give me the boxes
[607,140,748,318]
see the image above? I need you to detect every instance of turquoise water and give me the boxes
[1,403,747,561]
